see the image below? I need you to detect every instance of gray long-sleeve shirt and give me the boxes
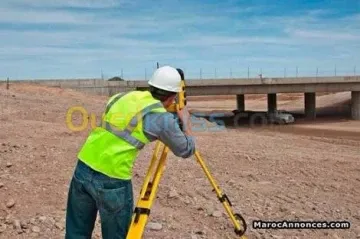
[142,111,196,158]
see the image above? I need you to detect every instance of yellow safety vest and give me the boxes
[77,90,167,180]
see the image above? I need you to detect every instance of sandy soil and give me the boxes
[0,83,359,239]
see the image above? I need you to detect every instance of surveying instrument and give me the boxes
[126,68,248,239]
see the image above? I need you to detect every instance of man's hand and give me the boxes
[177,106,192,135]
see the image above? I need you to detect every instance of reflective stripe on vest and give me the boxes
[102,99,163,150]
[104,92,129,114]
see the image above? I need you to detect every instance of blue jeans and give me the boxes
[65,160,134,239]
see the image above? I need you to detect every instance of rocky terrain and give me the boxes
[1,83,359,239]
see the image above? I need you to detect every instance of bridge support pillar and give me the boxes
[267,93,277,113]
[351,91,360,120]
[304,92,316,119]
[236,94,245,111]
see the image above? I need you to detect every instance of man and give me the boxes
[65,66,195,239]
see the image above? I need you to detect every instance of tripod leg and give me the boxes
[139,141,162,199]
[194,150,248,238]
[126,143,170,239]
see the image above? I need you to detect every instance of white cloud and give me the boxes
[244,56,294,63]
[0,7,92,24]
[306,9,333,16]
[0,29,178,51]
[286,29,360,41]
[3,0,125,9]
[222,6,261,14]
[176,35,295,47]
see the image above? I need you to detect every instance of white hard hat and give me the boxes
[148,65,181,92]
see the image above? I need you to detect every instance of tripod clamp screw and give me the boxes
[133,207,151,223]
[218,193,232,207]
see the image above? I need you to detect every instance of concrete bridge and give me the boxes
[133,76,360,120]
[7,75,360,120]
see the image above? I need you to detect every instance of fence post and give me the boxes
[6,77,9,90]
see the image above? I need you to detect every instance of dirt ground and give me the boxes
[0,83,359,239]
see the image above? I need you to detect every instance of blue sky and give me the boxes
[0,0,359,80]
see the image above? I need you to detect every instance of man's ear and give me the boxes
[163,94,176,106]
[169,94,177,103]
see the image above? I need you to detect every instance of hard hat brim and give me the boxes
[148,81,180,93]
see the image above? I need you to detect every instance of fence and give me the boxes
[165,66,358,80]
[103,65,359,80]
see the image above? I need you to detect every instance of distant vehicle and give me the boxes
[231,110,295,126]
[267,111,295,124]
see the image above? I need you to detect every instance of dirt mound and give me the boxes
[1,83,108,101]
[282,91,350,109]
[283,92,351,117]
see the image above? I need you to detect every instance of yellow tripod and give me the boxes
[126,69,248,239]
